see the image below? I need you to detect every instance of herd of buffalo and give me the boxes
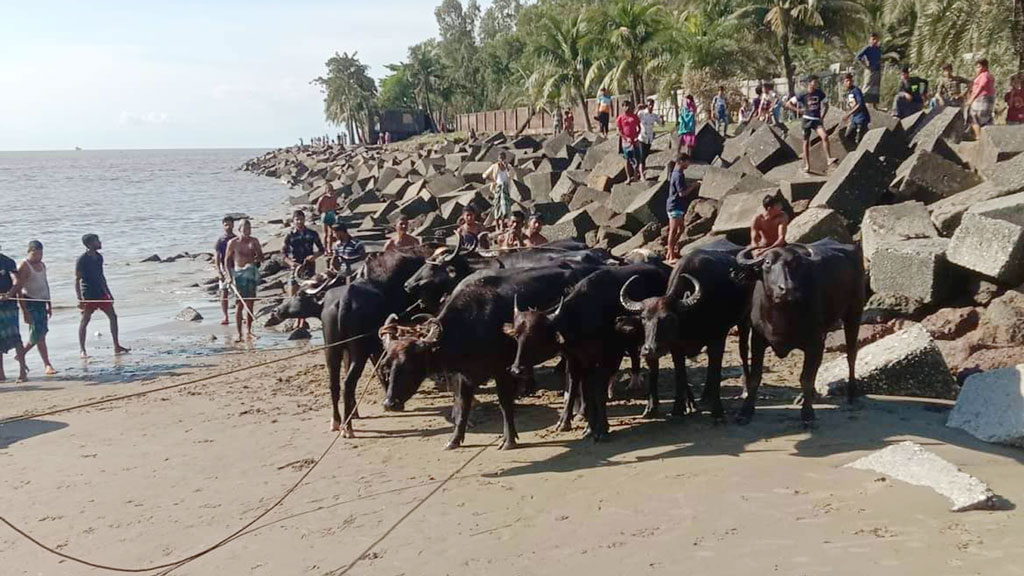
[266,237,866,450]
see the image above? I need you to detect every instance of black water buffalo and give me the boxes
[265,246,434,436]
[508,263,671,439]
[380,263,600,450]
[735,240,865,426]
[620,239,752,422]
[402,238,611,310]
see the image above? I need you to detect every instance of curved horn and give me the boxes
[513,294,522,316]
[545,296,565,319]
[410,313,434,324]
[442,236,463,263]
[619,275,644,313]
[422,318,443,344]
[677,273,703,308]
[789,243,816,259]
[735,246,766,267]
[378,313,401,346]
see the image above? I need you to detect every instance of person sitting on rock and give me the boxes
[524,214,548,247]
[500,212,527,249]
[457,205,488,249]
[750,193,790,256]
[384,215,421,252]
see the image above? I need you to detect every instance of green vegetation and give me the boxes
[314,0,1023,139]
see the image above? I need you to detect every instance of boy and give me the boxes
[76,234,129,358]
[316,191,340,250]
[595,87,613,136]
[855,33,883,109]
[282,210,324,330]
[666,154,697,263]
[841,73,871,145]
[966,58,996,138]
[383,215,421,252]
[712,86,729,135]
[617,100,642,182]
[786,75,836,173]
[525,214,548,247]
[935,63,971,108]
[18,241,56,375]
[458,205,487,249]
[1006,74,1024,125]
[893,66,928,119]
[330,222,366,277]
[637,98,662,180]
[750,194,790,255]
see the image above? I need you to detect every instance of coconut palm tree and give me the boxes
[526,9,598,131]
[406,41,443,126]
[313,52,377,144]
[593,0,669,104]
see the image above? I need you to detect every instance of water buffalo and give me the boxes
[380,263,600,450]
[508,263,671,439]
[265,245,434,436]
[735,239,865,426]
[620,239,752,422]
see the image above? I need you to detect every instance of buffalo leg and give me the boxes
[326,346,344,432]
[446,378,476,450]
[340,351,369,438]
[699,341,726,422]
[738,320,751,385]
[558,357,583,432]
[737,330,768,425]
[641,354,661,419]
[669,348,692,417]
[843,318,860,405]
[495,373,519,450]
[799,343,824,427]
[623,347,644,398]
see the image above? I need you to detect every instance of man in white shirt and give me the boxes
[636,98,662,181]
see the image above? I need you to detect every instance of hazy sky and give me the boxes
[1,0,488,151]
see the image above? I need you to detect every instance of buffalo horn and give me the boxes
[544,296,565,318]
[442,236,463,263]
[378,313,401,346]
[790,243,816,259]
[513,294,522,316]
[422,318,443,343]
[619,275,645,313]
[678,273,702,308]
[735,246,766,267]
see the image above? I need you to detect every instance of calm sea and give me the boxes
[0,149,309,380]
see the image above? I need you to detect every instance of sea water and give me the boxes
[0,148,310,381]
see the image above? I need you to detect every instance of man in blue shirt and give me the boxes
[841,73,871,145]
[712,86,729,136]
[785,75,837,173]
[856,33,883,108]
[283,209,325,330]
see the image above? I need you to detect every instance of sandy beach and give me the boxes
[3,337,1023,576]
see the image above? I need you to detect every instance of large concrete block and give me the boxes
[861,201,939,263]
[977,125,1024,170]
[682,197,720,238]
[543,131,573,158]
[460,161,492,184]
[763,162,829,202]
[859,126,910,163]
[891,150,982,204]
[523,171,559,202]
[870,238,953,304]
[511,134,541,150]
[986,148,1024,191]
[692,122,725,163]
[947,192,1024,285]
[424,171,465,197]
[741,125,797,173]
[531,201,570,225]
[606,212,644,234]
[698,166,743,200]
[815,324,957,399]
[548,173,578,204]
[810,149,891,224]
[548,207,597,241]
[911,105,965,148]
[711,189,777,235]
[624,180,670,224]
[379,177,412,200]
[607,180,651,213]
[928,181,1020,236]
[568,186,611,212]
[611,223,662,258]
[785,207,852,244]
[947,365,1024,447]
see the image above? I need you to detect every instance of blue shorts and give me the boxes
[323,211,337,226]
[667,210,686,220]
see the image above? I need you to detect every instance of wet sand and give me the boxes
[2,338,1023,575]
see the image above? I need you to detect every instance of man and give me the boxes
[76,234,129,358]
[855,33,883,109]
[934,63,971,108]
[1005,74,1024,126]
[616,100,642,182]
[0,244,28,382]
[841,73,871,145]
[283,210,325,330]
[666,153,697,263]
[637,98,662,180]
[225,219,264,342]
[785,75,837,173]
[712,86,729,135]
[563,108,575,136]
[759,83,780,124]
[750,193,790,256]
[458,205,487,249]
[383,215,421,252]
[316,191,339,251]
[18,241,56,375]
[214,216,236,325]
[966,58,996,139]
[595,87,613,136]
[501,211,526,249]
[483,151,514,229]
[892,66,928,119]
[330,222,366,277]
[525,214,548,247]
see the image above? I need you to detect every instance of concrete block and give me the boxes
[398,191,438,219]
[785,207,852,244]
[523,171,559,202]
[548,207,597,241]
[986,149,1024,191]
[548,173,578,204]
[692,122,725,163]
[711,189,777,235]
[682,197,720,238]
[912,105,965,147]
[376,166,399,192]
[698,166,743,200]
[596,226,633,248]
[870,238,952,304]
[460,161,492,184]
[531,201,570,225]
[543,132,573,158]
[948,365,1024,447]
[424,171,465,197]
[624,179,670,224]
[810,149,890,224]
[816,324,957,399]
[947,192,1024,284]
[741,125,797,173]
[511,135,541,150]
[569,187,611,212]
[608,180,654,213]
[891,150,982,204]
[900,110,928,136]
[845,441,995,512]
[928,181,1020,236]
[584,202,616,227]
[606,212,644,234]
[763,162,829,202]
[588,151,628,191]
[861,201,939,263]
[859,126,910,163]
[611,223,662,258]
[977,125,1024,170]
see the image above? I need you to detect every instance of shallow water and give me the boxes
[0,149,318,379]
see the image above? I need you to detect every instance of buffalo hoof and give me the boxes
[641,406,659,419]
[555,419,572,432]
[342,426,356,439]
[499,439,518,451]
[445,437,462,450]
[330,419,342,432]
[669,404,687,418]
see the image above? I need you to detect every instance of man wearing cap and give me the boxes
[76,233,129,358]
[330,222,366,277]
[225,219,264,342]
[0,243,28,382]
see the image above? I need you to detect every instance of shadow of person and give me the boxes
[0,419,69,449]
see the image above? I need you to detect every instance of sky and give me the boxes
[0,0,490,151]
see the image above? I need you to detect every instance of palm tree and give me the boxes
[903,0,1012,76]
[406,41,443,127]
[313,52,377,144]
[593,0,669,104]
[526,9,598,131]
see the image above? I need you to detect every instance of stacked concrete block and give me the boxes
[947,192,1024,285]
[870,238,953,304]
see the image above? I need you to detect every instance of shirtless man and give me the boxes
[225,219,264,342]
[501,212,526,249]
[524,214,548,246]
[383,215,420,252]
[316,192,340,250]
[750,194,790,256]
[458,205,488,249]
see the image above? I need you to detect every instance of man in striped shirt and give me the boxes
[330,222,366,277]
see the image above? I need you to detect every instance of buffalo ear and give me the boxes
[446,265,458,278]
[502,322,516,338]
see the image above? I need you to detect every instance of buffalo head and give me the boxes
[380,315,442,412]
[403,238,469,308]
[620,273,701,361]
[506,294,564,377]
[736,245,816,305]
[263,282,329,327]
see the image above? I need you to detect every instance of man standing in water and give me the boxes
[214,216,235,326]
[225,219,264,342]
[0,244,28,382]
[283,210,324,331]
[18,241,56,375]
[76,234,129,358]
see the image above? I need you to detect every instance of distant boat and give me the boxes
[75,146,82,151]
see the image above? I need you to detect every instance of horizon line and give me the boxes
[0,145,291,153]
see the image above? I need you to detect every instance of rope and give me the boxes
[0,333,385,573]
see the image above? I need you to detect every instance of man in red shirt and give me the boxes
[616,100,642,182]
[966,58,996,139]
[1005,74,1024,125]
